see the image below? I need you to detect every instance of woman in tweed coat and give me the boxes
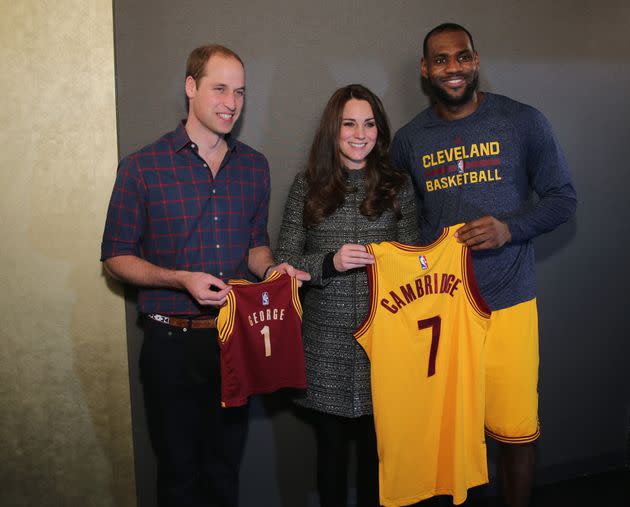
[275,84,418,507]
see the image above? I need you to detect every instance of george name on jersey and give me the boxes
[248,308,286,327]
[381,272,461,314]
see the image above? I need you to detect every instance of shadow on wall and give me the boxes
[534,218,577,262]
[70,265,135,506]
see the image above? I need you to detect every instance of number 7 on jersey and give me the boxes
[418,316,441,377]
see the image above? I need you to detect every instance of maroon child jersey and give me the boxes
[217,272,306,407]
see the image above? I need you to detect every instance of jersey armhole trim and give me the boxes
[217,290,237,344]
[290,276,303,319]
[462,247,491,318]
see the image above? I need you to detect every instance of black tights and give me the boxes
[313,411,380,507]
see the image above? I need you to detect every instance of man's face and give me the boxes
[186,54,245,137]
[421,30,479,107]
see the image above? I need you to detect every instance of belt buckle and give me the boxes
[149,314,170,325]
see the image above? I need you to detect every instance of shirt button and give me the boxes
[183,327,188,332]
[191,143,196,149]
[203,163,208,168]
[219,271,223,276]
[216,244,220,248]
[214,216,218,221]
[212,189,216,194]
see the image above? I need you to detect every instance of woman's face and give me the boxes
[338,99,378,170]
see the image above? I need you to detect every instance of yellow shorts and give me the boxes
[485,298,540,443]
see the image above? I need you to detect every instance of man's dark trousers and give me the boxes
[140,317,248,507]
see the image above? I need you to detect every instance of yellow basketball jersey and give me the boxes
[354,225,491,506]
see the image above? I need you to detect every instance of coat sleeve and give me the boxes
[274,173,329,286]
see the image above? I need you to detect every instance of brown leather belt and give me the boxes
[147,313,217,329]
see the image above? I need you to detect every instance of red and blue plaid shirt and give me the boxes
[101,122,270,315]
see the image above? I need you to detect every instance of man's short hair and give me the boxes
[185,44,244,84]
[422,23,475,58]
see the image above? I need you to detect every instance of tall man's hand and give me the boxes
[455,216,512,250]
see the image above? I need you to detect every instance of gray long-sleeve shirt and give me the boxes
[392,92,577,310]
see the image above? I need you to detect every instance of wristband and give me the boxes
[263,264,275,279]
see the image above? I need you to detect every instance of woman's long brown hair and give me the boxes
[303,84,406,227]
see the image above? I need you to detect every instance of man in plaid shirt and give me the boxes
[101,44,308,507]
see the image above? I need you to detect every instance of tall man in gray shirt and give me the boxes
[392,23,576,507]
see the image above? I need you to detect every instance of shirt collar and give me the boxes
[424,91,492,127]
[174,120,238,153]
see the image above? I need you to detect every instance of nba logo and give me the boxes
[457,160,464,173]
[262,291,269,306]
[419,255,429,270]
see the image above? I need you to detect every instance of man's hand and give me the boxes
[455,216,512,250]
[103,255,231,306]
[177,271,231,306]
[333,244,375,272]
[267,262,311,286]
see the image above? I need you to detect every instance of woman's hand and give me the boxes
[333,244,375,272]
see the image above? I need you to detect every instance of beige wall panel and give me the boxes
[0,1,135,505]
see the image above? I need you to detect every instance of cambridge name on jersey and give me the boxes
[217,272,306,408]
[354,225,491,506]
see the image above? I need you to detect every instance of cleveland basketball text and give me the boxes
[422,141,500,168]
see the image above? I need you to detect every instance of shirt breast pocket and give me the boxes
[147,182,198,221]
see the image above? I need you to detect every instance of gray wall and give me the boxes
[113,1,630,505]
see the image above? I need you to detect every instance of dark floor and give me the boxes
[528,469,629,507]
[413,469,629,506]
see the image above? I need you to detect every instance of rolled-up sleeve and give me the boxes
[100,156,146,260]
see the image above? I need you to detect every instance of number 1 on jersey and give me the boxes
[260,325,271,357]
[418,316,441,377]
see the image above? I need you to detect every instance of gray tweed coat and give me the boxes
[274,170,418,417]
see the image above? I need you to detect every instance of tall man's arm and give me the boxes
[457,108,577,250]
